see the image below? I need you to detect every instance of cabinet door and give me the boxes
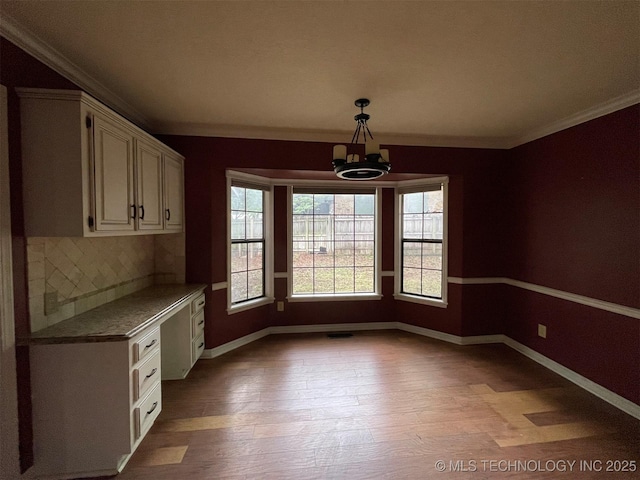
[92,115,135,232]
[135,140,164,231]
[163,153,184,231]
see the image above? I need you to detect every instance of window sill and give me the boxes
[287,293,383,303]
[227,296,274,315]
[393,293,447,308]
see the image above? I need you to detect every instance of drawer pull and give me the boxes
[145,368,158,379]
[144,339,157,349]
[146,401,158,416]
[198,342,204,348]
[198,300,205,307]
[198,319,205,326]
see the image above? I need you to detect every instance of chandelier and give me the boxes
[332,98,391,180]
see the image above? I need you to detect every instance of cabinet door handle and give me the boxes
[145,368,157,379]
[144,339,157,349]
[139,205,145,220]
[165,208,171,221]
[131,204,137,219]
[198,342,204,348]
[198,300,205,307]
[146,401,158,416]
[198,319,205,326]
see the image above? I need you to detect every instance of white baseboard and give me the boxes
[502,337,640,420]
[200,328,270,359]
[200,322,639,420]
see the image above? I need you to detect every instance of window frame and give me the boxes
[394,177,449,308]
[226,173,274,314]
[287,185,383,302]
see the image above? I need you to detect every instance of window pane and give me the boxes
[422,213,443,240]
[314,268,334,293]
[292,194,313,214]
[403,192,423,214]
[355,242,374,266]
[403,242,422,268]
[334,194,354,214]
[245,189,263,212]
[245,212,263,239]
[424,190,443,213]
[230,243,247,273]
[314,246,334,267]
[335,268,354,292]
[335,248,354,266]
[313,194,332,214]
[292,268,313,294]
[355,195,374,215]
[231,186,245,210]
[422,269,442,298]
[231,271,247,303]
[402,267,421,295]
[355,267,374,292]
[293,249,313,267]
[422,243,442,270]
[403,213,422,239]
[231,212,246,240]
[247,243,263,270]
[247,269,263,299]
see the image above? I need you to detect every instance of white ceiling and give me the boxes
[1,1,638,148]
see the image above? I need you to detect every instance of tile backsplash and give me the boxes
[27,234,185,332]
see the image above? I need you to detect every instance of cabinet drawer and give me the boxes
[192,332,205,363]
[133,327,160,364]
[192,310,205,337]
[134,382,162,440]
[191,292,205,315]
[133,349,161,402]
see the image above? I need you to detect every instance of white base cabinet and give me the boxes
[29,288,205,478]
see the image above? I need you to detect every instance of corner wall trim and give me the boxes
[200,322,639,420]
[447,276,640,320]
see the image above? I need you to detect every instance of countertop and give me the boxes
[29,284,207,345]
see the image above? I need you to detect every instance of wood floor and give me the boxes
[116,331,639,479]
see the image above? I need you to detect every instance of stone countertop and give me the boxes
[29,284,207,345]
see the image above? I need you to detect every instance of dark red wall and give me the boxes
[506,106,639,307]
[503,105,640,404]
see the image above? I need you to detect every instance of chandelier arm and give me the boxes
[364,123,374,141]
[351,122,362,145]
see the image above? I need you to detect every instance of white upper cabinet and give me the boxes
[92,114,136,232]
[135,139,164,231]
[17,88,184,236]
[163,152,184,232]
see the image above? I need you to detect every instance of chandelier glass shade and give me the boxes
[332,99,391,180]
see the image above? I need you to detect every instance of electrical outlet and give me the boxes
[277,301,285,312]
[538,324,547,338]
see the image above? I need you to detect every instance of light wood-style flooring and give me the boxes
[116,331,639,479]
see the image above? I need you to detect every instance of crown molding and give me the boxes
[508,90,640,148]
[0,13,151,130]
[2,13,637,150]
[153,121,512,149]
